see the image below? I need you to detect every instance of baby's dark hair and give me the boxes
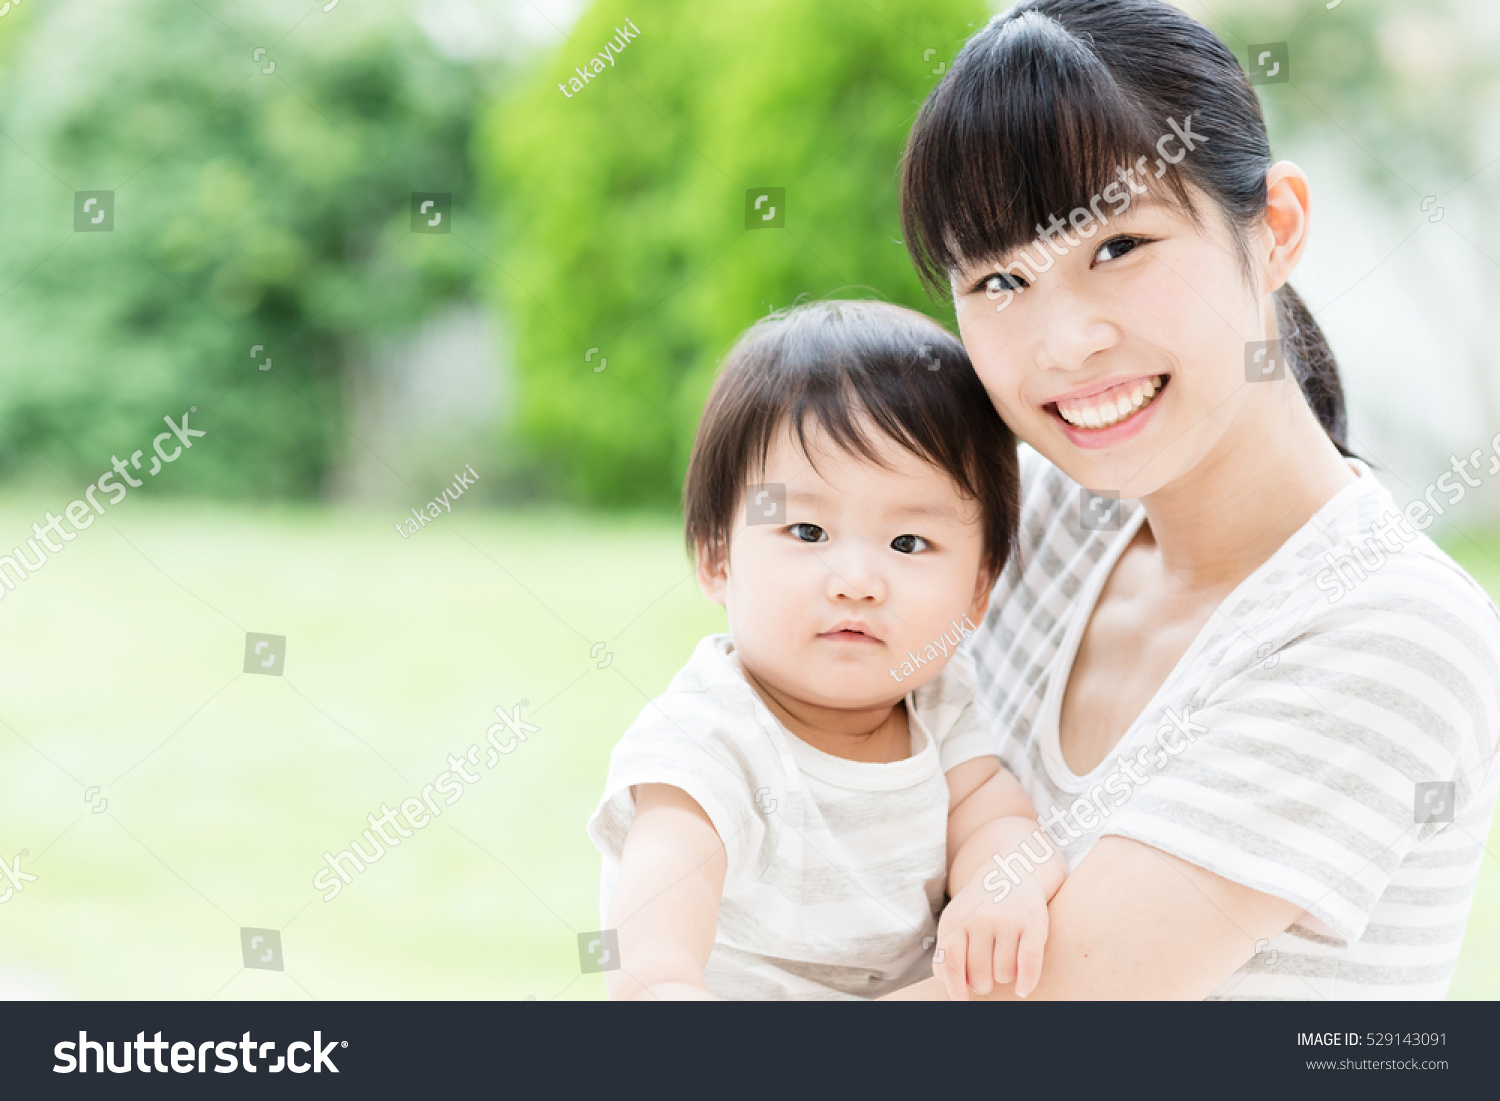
[683,299,1019,577]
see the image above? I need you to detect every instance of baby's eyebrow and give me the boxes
[783,491,961,521]
[888,502,958,520]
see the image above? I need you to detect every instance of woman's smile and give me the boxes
[1045,373,1171,450]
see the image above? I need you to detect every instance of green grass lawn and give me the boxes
[0,499,1495,999]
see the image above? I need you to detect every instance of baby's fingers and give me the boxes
[937,930,970,1002]
[990,925,1019,988]
[1013,912,1050,998]
[967,929,997,996]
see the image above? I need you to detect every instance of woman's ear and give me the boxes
[1262,161,1312,295]
[695,538,730,606]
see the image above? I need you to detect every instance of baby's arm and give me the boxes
[938,758,1066,1000]
[604,783,727,1001]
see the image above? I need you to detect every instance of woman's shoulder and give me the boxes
[1272,465,1500,662]
[1220,475,1500,769]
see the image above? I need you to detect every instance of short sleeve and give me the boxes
[1101,592,1499,944]
[586,691,773,896]
[916,649,1000,772]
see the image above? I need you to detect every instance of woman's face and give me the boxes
[951,187,1279,501]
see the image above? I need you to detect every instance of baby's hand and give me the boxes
[933,875,1050,1000]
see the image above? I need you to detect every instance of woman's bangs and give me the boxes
[902,11,1188,294]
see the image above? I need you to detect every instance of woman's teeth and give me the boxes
[1056,375,1164,428]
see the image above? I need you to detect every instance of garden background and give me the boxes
[0,0,1496,999]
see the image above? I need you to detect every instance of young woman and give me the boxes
[892,0,1500,999]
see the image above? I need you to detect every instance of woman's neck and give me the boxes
[1139,394,1357,592]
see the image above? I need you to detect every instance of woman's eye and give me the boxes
[977,271,1026,296]
[1094,235,1147,264]
[890,534,930,554]
[788,523,827,543]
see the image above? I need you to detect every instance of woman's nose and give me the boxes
[1038,285,1120,370]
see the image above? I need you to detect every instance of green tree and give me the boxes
[484,0,989,508]
[0,0,485,496]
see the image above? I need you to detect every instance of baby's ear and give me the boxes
[968,563,994,625]
[694,538,730,605]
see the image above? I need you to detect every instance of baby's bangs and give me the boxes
[901,10,1191,295]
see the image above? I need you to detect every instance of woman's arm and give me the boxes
[883,835,1304,1000]
[603,783,727,1001]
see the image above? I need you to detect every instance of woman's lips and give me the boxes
[1046,375,1169,450]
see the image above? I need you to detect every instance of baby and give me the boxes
[587,300,1064,1000]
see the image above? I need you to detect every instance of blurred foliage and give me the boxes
[484,0,989,508]
[0,0,485,496]
[1186,0,1500,199]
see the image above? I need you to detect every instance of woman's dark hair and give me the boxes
[899,0,1351,455]
[684,299,1020,577]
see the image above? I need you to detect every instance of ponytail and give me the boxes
[1275,283,1352,458]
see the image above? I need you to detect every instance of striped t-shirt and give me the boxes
[587,634,997,1000]
[970,447,1500,999]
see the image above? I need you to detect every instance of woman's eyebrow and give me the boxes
[959,194,1176,269]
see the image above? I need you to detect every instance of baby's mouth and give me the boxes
[1047,374,1168,429]
[818,624,884,644]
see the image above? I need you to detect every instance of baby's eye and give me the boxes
[890,534,930,554]
[788,523,827,543]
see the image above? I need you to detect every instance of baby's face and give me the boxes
[698,421,991,712]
